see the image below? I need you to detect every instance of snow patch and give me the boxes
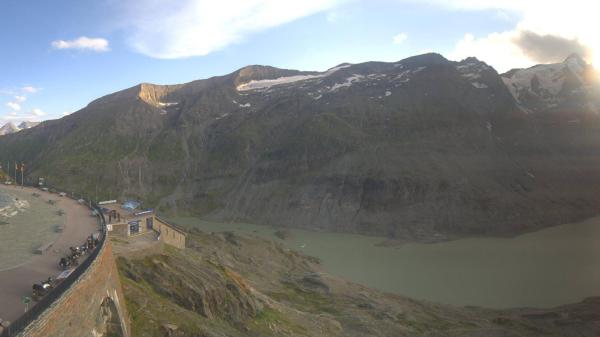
[159,102,178,107]
[237,64,352,91]
[329,74,365,92]
[471,82,488,89]
[232,100,251,108]
[215,113,230,120]
[385,91,392,97]
[502,59,588,103]
[462,73,481,80]
[394,70,411,83]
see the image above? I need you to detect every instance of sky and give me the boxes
[1,0,598,125]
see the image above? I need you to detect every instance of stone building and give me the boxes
[101,200,186,249]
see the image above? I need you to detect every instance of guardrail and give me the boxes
[0,185,107,337]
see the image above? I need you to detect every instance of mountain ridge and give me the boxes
[1,53,599,240]
[0,121,40,136]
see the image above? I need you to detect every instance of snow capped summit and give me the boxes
[18,121,40,130]
[564,53,587,72]
[0,122,20,136]
[501,54,599,113]
[0,121,40,136]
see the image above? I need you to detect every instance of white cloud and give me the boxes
[1,112,43,125]
[118,0,345,59]
[392,33,408,45]
[31,108,46,116]
[14,95,26,103]
[404,0,600,71]
[51,37,110,52]
[21,86,38,94]
[449,32,530,72]
[6,102,21,111]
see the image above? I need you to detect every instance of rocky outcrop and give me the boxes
[116,229,600,337]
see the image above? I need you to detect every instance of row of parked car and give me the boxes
[31,234,100,302]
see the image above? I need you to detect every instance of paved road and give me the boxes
[0,185,99,324]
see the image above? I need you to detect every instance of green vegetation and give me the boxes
[268,284,339,315]
[111,229,590,337]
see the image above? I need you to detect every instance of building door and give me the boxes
[146,217,153,230]
[129,221,140,234]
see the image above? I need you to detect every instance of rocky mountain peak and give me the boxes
[17,121,39,130]
[234,65,316,88]
[564,53,586,67]
[500,53,598,114]
[0,122,20,136]
[398,53,449,68]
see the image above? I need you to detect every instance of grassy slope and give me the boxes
[115,231,600,337]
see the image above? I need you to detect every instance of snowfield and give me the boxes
[237,64,351,91]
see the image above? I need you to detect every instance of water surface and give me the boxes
[172,216,600,309]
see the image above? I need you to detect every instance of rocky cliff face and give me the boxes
[0,53,599,240]
[115,229,600,337]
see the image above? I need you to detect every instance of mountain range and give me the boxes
[0,121,39,136]
[0,53,598,240]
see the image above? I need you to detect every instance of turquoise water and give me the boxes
[172,216,600,309]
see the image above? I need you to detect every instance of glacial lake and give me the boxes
[171,216,600,309]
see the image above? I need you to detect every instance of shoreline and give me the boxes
[170,215,600,310]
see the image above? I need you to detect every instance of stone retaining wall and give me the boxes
[16,242,130,337]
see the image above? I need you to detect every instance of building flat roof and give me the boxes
[100,202,154,222]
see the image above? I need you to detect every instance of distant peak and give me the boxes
[234,65,312,87]
[0,122,20,136]
[238,64,280,73]
[399,53,449,67]
[461,56,483,64]
[564,53,584,63]
[17,121,39,129]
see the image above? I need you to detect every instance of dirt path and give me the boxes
[0,185,99,323]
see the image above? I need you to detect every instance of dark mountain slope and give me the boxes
[1,53,599,240]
